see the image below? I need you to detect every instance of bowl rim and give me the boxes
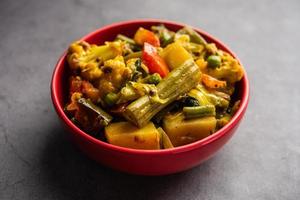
[51,19,249,155]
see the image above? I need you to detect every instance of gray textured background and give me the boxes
[0,0,299,199]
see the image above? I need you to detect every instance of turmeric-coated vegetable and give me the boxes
[201,74,227,89]
[160,42,192,69]
[134,27,160,47]
[64,24,244,150]
[105,122,160,150]
[163,112,216,147]
[183,105,216,119]
[67,41,123,80]
[124,59,201,127]
[157,127,174,149]
[142,42,169,77]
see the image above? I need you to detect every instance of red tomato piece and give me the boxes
[142,43,169,77]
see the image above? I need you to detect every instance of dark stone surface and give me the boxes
[0,0,299,199]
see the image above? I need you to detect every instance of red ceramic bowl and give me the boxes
[51,19,249,175]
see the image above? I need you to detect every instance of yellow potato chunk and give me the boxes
[105,122,160,150]
[163,113,216,147]
[160,42,192,69]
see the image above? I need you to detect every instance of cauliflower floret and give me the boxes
[67,41,124,81]
[207,51,243,83]
[97,56,133,96]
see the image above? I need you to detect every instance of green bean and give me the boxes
[124,51,142,61]
[183,105,216,119]
[178,26,207,45]
[116,34,136,45]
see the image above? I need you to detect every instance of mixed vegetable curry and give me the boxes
[65,24,244,150]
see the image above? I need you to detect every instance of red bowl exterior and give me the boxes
[51,19,249,175]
